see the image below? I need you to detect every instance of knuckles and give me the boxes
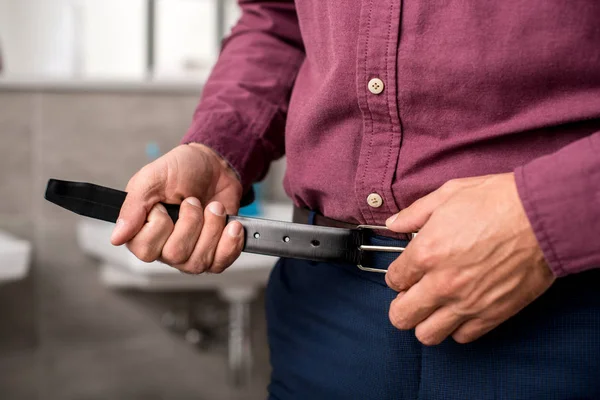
[386,238,442,290]
[134,243,159,263]
[152,211,173,227]
[429,277,456,299]
[210,244,244,274]
[385,268,406,291]
[388,305,413,330]
[429,272,469,300]
[197,253,215,273]
[411,246,437,270]
[415,328,442,347]
[181,260,209,275]
[410,238,440,270]
[453,294,482,317]
[161,242,190,266]
[452,319,490,344]
[208,262,227,274]
[452,329,478,344]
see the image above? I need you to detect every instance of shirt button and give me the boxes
[367,78,384,95]
[367,193,383,208]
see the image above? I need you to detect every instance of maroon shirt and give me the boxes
[182,1,600,277]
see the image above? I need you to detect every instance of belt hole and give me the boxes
[283,236,290,243]
[253,232,260,239]
[311,239,320,247]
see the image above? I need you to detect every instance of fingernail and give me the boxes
[111,219,125,241]
[208,202,225,216]
[227,222,242,238]
[155,204,168,214]
[185,197,201,208]
[386,213,398,226]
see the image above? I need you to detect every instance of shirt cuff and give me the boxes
[514,133,600,277]
[514,166,566,277]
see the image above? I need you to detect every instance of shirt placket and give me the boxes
[354,0,403,225]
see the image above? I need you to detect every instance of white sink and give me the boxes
[76,203,293,293]
[77,202,294,385]
[0,231,32,284]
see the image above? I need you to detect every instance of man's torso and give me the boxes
[283,0,600,224]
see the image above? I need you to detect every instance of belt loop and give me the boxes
[308,210,317,225]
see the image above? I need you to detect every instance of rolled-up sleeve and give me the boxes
[514,131,600,277]
[181,0,305,194]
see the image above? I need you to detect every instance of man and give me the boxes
[111,1,600,398]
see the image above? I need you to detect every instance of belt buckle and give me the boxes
[355,225,417,274]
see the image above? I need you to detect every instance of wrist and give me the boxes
[187,142,242,184]
[503,173,555,280]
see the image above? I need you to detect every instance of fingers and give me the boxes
[111,144,245,271]
[388,278,439,331]
[125,204,174,262]
[173,202,243,274]
[385,177,484,233]
[451,294,528,344]
[415,307,465,346]
[452,318,495,344]
[385,198,436,234]
[122,197,242,273]
[211,221,245,273]
[385,250,425,292]
[160,197,204,265]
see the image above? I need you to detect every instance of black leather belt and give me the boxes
[45,179,413,273]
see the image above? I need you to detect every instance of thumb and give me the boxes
[385,181,460,233]
[110,169,166,246]
[386,177,489,233]
[385,198,436,234]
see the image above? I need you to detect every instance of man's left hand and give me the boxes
[385,173,555,345]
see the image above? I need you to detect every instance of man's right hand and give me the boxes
[110,143,245,274]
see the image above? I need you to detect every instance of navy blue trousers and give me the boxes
[265,236,600,399]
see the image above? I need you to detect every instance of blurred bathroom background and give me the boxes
[0,1,291,398]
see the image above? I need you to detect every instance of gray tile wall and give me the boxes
[0,89,279,399]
